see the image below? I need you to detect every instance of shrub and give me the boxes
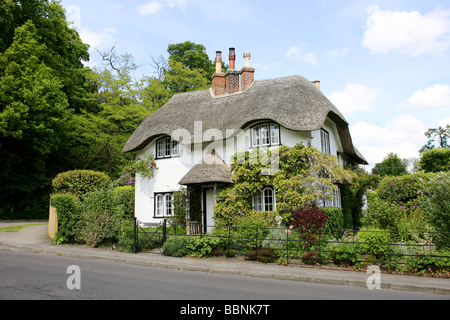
[187,236,221,258]
[233,214,271,250]
[49,193,80,244]
[323,207,344,239]
[419,172,450,238]
[329,241,361,267]
[363,191,402,230]
[377,173,429,204]
[113,186,135,218]
[289,204,328,246]
[356,227,393,260]
[52,170,111,199]
[77,188,127,247]
[163,236,190,257]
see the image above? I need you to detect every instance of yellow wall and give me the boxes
[48,205,58,239]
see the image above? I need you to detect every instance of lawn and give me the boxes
[0,223,47,233]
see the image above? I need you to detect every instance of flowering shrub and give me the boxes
[115,153,157,187]
[377,173,429,205]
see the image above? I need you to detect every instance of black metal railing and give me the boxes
[132,220,450,271]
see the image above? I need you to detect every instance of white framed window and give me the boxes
[251,123,281,148]
[320,187,341,208]
[253,187,276,211]
[156,137,179,159]
[320,129,331,155]
[154,193,174,217]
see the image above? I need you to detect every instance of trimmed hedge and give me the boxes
[49,192,80,244]
[52,170,111,199]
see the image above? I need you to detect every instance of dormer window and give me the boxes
[251,123,280,148]
[156,137,179,159]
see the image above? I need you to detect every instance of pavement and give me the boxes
[0,222,450,297]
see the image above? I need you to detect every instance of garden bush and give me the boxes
[289,204,328,246]
[113,186,135,218]
[419,172,450,238]
[163,236,190,257]
[187,236,222,258]
[49,192,80,244]
[363,191,402,230]
[356,227,393,260]
[77,188,128,247]
[52,170,111,199]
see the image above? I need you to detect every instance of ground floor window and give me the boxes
[253,187,276,211]
[155,192,174,217]
[321,187,341,208]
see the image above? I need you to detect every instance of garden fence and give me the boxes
[132,219,450,270]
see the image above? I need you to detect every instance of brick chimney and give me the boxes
[226,48,240,94]
[211,51,226,96]
[240,51,255,91]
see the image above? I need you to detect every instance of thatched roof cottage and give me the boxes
[123,48,367,230]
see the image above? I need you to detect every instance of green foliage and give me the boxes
[419,172,450,236]
[275,144,352,219]
[372,153,409,176]
[113,186,135,218]
[49,193,80,244]
[419,148,450,173]
[377,173,429,204]
[167,41,218,83]
[420,125,449,153]
[215,144,353,226]
[328,240,361,267]
[0,20,73,219]
[323,207,344,238]
[363,191,402,230]
[162,236,190,257]
[52,170,111,199]
[187,236,221,258]
[233,214,272,249]
[356,227,393,260]
[77,188,128,247]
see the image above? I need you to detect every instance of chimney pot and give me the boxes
[240,51,255,91]
[313,80,321,90]
[243,52,251,68]
[229,48,236,70]
[215,51,223,73]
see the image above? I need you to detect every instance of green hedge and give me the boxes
[50,193,81,244]
[52,170,111,199]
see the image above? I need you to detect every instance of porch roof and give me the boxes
[179,152,233,186]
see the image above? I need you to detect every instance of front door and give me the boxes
[203,188,215,233]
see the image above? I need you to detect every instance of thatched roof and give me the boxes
[179,152,233,186]
[123,75,367,164]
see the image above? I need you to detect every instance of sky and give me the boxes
[59,0,450,170]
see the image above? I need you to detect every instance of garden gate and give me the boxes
[133,218,167,254]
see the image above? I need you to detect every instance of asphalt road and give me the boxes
[1,249,448,304]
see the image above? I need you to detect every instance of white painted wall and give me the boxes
[133,117,343,225]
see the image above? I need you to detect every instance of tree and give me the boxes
[419,148,450,173]
[372,153,409,176]
[167,41,216,82]
[420,124,450,153]
[68,48,151,177]
[0,21,72,218]
[1,0,94,113]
